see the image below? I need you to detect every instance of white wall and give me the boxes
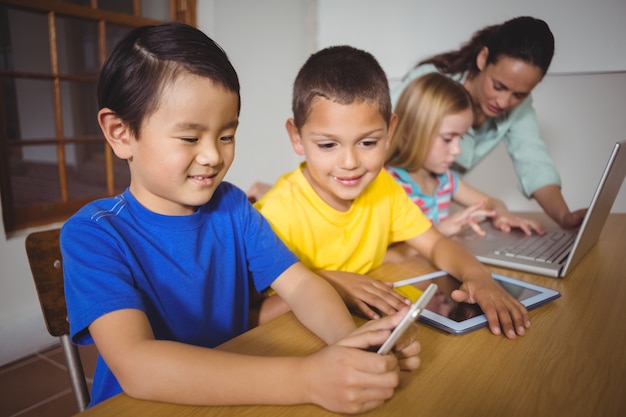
[317,0,626,77]
[315,0,626,213]
[197,0,313,191]
[1,0,624,366]
[464,72,626,212]
[214,0,626,212]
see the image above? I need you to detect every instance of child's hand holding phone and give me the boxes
[333,286,436,372]
[377,283,437,355]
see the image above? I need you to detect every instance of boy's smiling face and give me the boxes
[106,73,239,216]
[287,97,396,211]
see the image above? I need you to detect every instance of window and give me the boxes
[0,0,196,233]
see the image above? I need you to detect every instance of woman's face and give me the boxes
[467,49,544,120]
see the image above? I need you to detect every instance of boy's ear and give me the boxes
[385,113,399,150]
[285,118,305,156]
[98,108,133,160]
[476,46,489,71]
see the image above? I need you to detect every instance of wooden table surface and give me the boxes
[74,214,626,417]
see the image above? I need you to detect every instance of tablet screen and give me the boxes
[418,274,541,322]
[393,271,560,335]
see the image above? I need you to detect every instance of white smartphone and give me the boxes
[377,283,438,355]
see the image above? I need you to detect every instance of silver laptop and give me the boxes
[454,141,626,277]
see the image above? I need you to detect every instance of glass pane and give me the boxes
[0,7,10,71]
[14,79,56,139]
[1,77,20,140]
[65,142,131,199]
[98,0,134,15]
[65,142,108,199]
[58,0,91,6]
[60,80,99,137]
[10,144,62,207]
[106,23,134,56]
[57,16,100,76]
[1,7,50,73]
[141,0,170,21]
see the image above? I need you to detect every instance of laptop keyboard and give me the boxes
[494,230,575,263]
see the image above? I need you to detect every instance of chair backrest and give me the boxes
[25,228,91,411]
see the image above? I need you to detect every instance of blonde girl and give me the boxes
[386,72,544,237]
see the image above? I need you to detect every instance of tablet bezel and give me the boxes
[393,271,561,335]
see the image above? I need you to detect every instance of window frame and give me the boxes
[0,0,196,233]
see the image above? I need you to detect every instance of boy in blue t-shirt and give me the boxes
[61,23,419,414]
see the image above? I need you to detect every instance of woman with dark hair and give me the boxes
[392,16,585,229]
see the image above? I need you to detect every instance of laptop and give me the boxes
[454,141,626,277]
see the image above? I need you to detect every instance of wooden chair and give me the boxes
[25,228,90,411]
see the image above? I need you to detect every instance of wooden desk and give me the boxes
[74,214,626,417]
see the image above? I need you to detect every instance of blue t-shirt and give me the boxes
[61,183,298,406]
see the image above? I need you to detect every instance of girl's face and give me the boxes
[287,97,396,212]
[468,49,544,119]
[126,74,239,216]
[422,108,472,175]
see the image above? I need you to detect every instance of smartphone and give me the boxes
[377,283,438,355]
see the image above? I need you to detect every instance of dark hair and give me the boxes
[292,45,391,130]
[98,22,240,138]
[419,16,554,79]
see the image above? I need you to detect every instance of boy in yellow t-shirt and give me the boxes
[255,45,530,340]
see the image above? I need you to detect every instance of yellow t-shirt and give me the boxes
[254,163,431,274]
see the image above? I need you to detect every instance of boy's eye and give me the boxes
[181,137,198,143]
[360,139,378,148]
[220,135,235,143]
[317,142,336,150]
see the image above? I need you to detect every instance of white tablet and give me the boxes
[393,271,561,335]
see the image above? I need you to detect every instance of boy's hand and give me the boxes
[370,307,422,371]
[304,344,397,413]
[389,322,421,371]
[319,271,411,319]
[349,308,421,371]
[246,181,272,203]
[451,277,530,339]
[303,311,420,413]
[407,227,530,340]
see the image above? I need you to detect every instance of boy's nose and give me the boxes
[196,141,223,166]
[339,148,360,169]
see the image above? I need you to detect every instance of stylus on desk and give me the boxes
[393,270,448,288]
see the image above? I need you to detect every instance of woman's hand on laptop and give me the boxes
[559,208,588,229]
